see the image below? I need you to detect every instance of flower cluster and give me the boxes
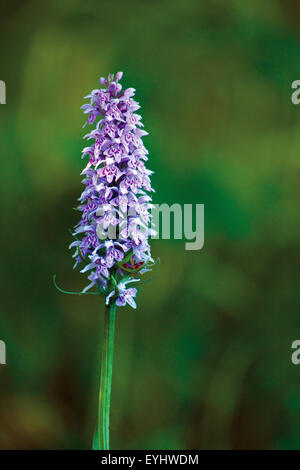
[69,72,155,308]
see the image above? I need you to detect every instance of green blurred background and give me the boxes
[0,0,300,450]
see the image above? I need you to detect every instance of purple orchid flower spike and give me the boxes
[59,72,158,451]
[69,72,156,305]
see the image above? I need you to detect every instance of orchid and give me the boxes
[106,278,139,309]
[69,71,156,310]
[58,72,158,450]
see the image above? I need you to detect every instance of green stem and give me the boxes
[97,302,116,450]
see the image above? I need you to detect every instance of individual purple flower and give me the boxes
[106,279,139,309]
[69,72,156,308]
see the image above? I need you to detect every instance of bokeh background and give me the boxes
[0,0,300,450]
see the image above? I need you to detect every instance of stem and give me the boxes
[97,302,116,450]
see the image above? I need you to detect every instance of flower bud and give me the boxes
[115,71,123,82]
[100,77,107,86]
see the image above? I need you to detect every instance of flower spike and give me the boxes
[58,72,158,451]
[69,72,156,307]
